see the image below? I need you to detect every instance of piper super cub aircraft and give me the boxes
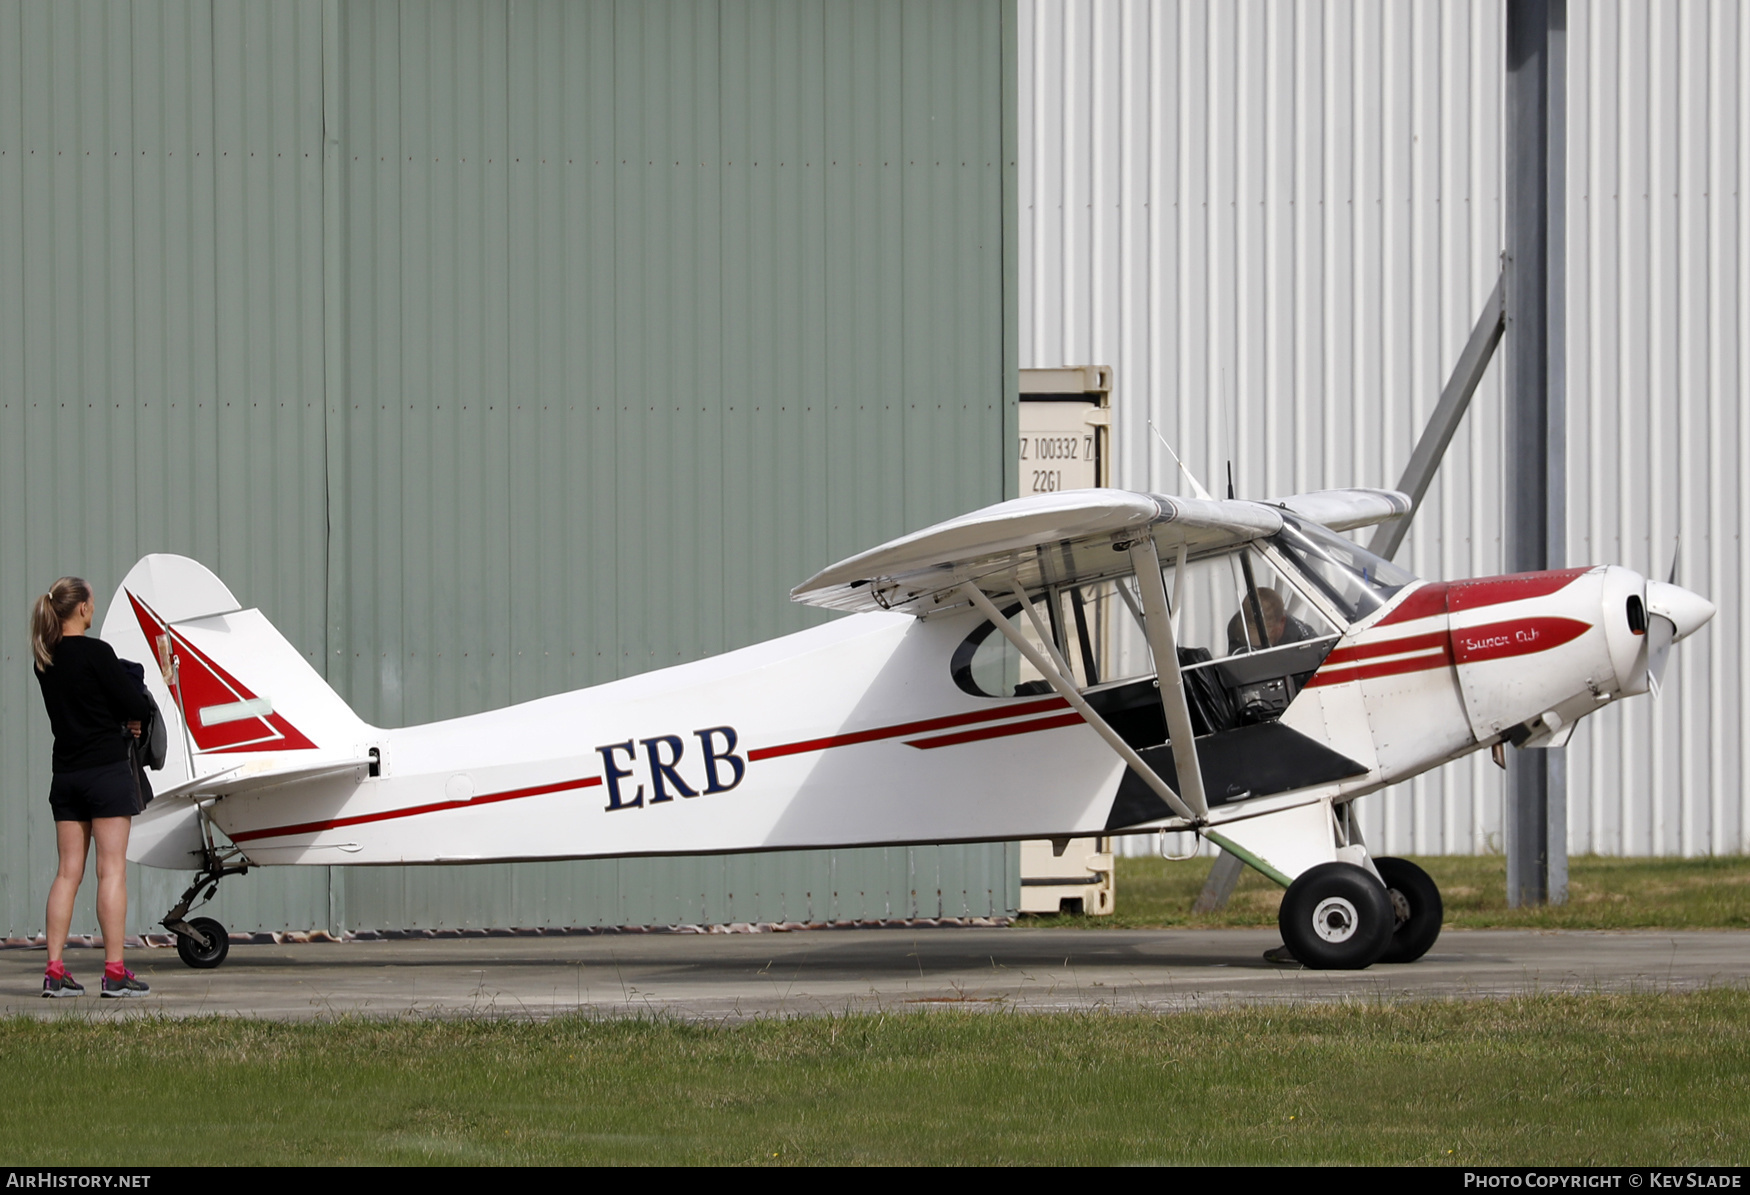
[106,485,1713,971]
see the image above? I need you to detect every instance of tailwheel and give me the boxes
[1278,862,1396,970]
[175,917,230,970]
[1374,856,1444,964]
[160,803,248,970]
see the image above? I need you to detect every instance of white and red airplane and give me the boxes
[104,486,1713,971]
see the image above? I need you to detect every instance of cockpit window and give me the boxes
[953,601,1036,698]
[950,550,1343,701]
[1222,548,1338,654]
[948,548,1343,744]
[951,580,1156,699]
[1267,516,1415,622]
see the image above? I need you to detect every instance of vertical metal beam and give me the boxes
[1544,1,1570,910]
[1504,0,1568,907]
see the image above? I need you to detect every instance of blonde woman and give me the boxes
[31,577,152,997]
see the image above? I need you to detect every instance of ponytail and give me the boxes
[30,577,91,672]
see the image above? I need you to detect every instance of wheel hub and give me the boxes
[1311,896,1360,943]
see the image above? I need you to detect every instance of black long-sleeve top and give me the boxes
[35,635,152,773]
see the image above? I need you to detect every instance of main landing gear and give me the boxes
[159,804,247,970]
[1275,856,1444,969]
[1374,856,1444,965]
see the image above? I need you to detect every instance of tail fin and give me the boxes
[101,555,372,793]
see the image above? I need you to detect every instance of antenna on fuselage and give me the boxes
[1148,419,1213,501]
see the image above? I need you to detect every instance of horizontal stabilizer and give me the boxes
[154,754,377,803]
[128,755,375,868]
[128,797,207,869]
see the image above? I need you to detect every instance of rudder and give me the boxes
[101,555,372,792]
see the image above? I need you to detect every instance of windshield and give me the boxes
[1268,516,1416,623]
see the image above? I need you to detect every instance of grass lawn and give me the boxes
[1021,853,1750,930]
[3,991,1747,1166]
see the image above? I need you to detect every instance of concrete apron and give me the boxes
[5,928,1747,1022]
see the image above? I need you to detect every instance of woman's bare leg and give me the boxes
[92,817,132,967]
[45,820,91,966]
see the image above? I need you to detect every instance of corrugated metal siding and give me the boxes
[1565,0,1745,857]
[0,0,1022,938]
[0,0,334,934]
[1022,0,1746,857]
[326,0,1017,931]
[342,844,1018,930]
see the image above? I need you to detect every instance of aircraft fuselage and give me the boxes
[157,564,1656,870]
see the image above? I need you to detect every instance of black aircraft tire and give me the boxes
[1278,863,1396,970]
[1375,856,1444,964]
[176,917,230,970]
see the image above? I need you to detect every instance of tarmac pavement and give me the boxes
[4,927,1746,1022]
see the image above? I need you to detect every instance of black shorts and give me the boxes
[49,761,142,822]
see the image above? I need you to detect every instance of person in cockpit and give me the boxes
[1227,588,1314,655]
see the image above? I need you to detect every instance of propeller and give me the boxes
[1645,615,1675,699]
[1644,535,1716,697]
[1647,537,1678,698]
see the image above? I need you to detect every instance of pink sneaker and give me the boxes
[100,967,149,998]
[42,967,84,998]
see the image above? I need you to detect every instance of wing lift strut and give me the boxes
[956,532,1210,829]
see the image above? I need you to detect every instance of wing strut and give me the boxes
[1126,536,1211,818]
[1113,578,1146,633]
[1003,577,1078,682]
[956,583,1200,824]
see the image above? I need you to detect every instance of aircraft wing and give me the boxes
[791,488,1283,615]
[1271,488,1411,533]
[792,483,1410,830]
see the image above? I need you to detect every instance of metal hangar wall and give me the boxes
[1019,0,1745,858]
[0,0,1021,938]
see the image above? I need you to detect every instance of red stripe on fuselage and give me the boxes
[904,711,1087,749]
[1375,583,1451,627]
[1307,615,1594,690]
[1373,568,1592,630]
[1450,616,1592,664]
[1304,633,1454,688]
[228,774,604,844]
[746,696,1070,761]
[1304,650,1453,688]
[1446,568,1590,612]
[229,698,1077,844]
[1320,630,1451,667]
